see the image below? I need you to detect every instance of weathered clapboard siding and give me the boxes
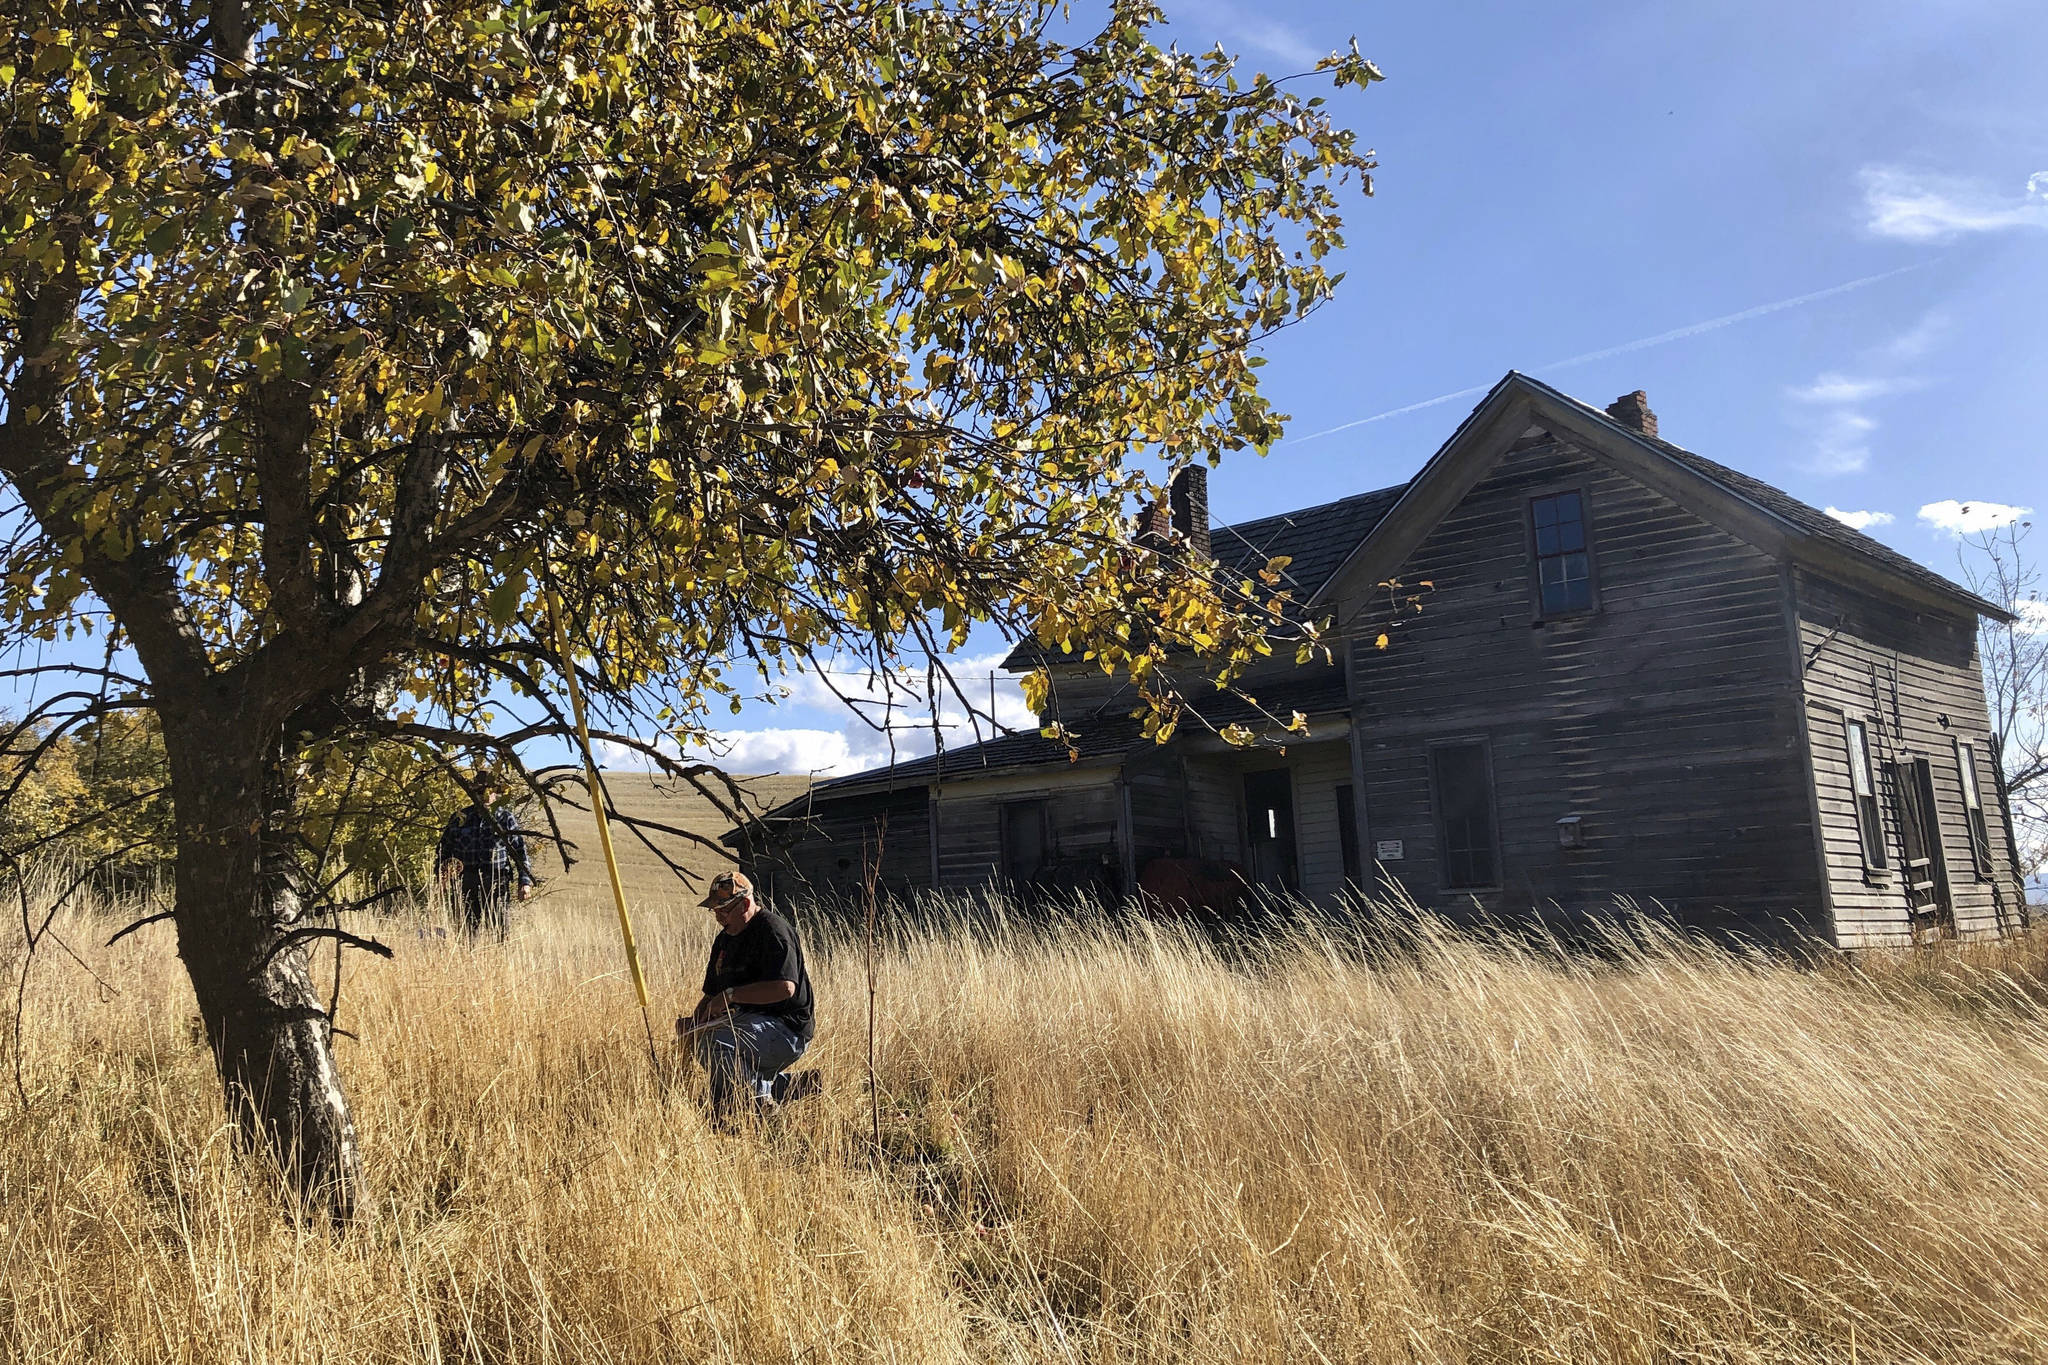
[1341,434,1826,937]
[1795,569,2025,944]
[932,771,1122,893]
[748,786,931,902]
[1289,742,1356,899]
[1184,761,1242,864]
[1124,744,1190,867]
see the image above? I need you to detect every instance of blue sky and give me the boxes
[8,3,2042,782]
[696,0,2048,777]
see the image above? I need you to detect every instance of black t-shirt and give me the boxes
[703,908,814,1044]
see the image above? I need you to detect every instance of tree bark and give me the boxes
[160,703,362,1220]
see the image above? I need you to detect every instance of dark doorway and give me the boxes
[1891,757,1954,938]
[1001,799,1049,888]
[1243,769,1299,892]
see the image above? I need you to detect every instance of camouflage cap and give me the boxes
[698,870,753,908]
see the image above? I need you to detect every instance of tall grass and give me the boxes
[5,881,2048,1363]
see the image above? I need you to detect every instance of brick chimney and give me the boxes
[1136,496,1172,550]
[1167,464,1211,561]
[1606,390,1658,439]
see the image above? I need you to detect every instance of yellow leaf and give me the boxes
[1375,633,1389,650]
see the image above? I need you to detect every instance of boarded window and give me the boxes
[1429,742,1498,890]
[1890,757,1952,931]
[1955,741,1993,879]
[1001,800,1047,885]
[1845,719,1886,871]
[1531,491,1593,616]
[1336,784,1361,884]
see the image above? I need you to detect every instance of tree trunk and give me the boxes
[160,709,362,1220]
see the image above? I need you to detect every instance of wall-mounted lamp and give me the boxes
[1556,815,1585,850]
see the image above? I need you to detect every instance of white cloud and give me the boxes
[1805,410,1879,475]
[1825,507,1895,531]
[594,648,1041,780]
[1880,310,1950,364]
[686,728,865,777]
[1789,373,1922,404]
[2016,599,2048,638]
[1860,166,2048,242]
[1917,500,2034,535]
[1169,0,1326,69]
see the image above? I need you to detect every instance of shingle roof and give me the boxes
[1523,376,2003,619]
[1207,483,1411,601]
[1650,438,1997,615]
[1003,483,1408,672]
[744,667,1351,825]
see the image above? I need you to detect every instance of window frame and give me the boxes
[1526,485,1600,622]
[1954,739,1993,880]
[1844,717,1888,875]
[1426,737,1503,893]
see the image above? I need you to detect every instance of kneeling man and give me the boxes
[686,872,815,1117]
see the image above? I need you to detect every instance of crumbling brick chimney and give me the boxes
[1168,464,1211,561]
[1606,390,1658,439]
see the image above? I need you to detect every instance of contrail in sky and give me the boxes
[1279,261,1933,447]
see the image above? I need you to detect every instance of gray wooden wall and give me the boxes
[932,771,1122,893]
[739,786,931,903]
[1796,570,2027,942]
[1340,433,1828,939]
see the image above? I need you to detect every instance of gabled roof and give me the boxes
[1209,482,1410,602]
[1313,372,2007,622]
[1002,482,1407,673]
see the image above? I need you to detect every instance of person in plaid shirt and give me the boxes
[435,772,534,937]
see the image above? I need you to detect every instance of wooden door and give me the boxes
[1890,757,1953,939]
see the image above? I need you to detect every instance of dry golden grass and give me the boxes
[6,883,2048,1363]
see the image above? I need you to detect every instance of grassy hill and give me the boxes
[532,770,810,907]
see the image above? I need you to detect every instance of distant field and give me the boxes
[534,770,810,906]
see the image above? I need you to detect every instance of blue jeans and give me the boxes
[693,1012,806,1112]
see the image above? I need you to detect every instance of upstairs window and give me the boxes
[1955,741,1993,879]
[1845,719,1887,872]
[1429,741,1499,890]
[1531,491,1594,616]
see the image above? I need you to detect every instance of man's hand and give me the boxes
[517,882,532,903]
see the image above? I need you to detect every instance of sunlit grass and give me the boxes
[6,878,2048,1362]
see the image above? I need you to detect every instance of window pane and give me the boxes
[1556,519,1586,552]
[1431,744,1497,889]
[1847,722,1872,797]
[1957,744,1980,811]
[1560,552,1588,583]
[1559,579,1592,612]
[1553,492,1582,524]
[1533,497,1558,528]
[1535,524,1560,555]
[1540,557,1563,586]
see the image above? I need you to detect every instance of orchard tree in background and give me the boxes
[0,0,1378,1213]
[1959,521,2046,882]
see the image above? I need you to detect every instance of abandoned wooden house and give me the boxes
[728,372,2029,946]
